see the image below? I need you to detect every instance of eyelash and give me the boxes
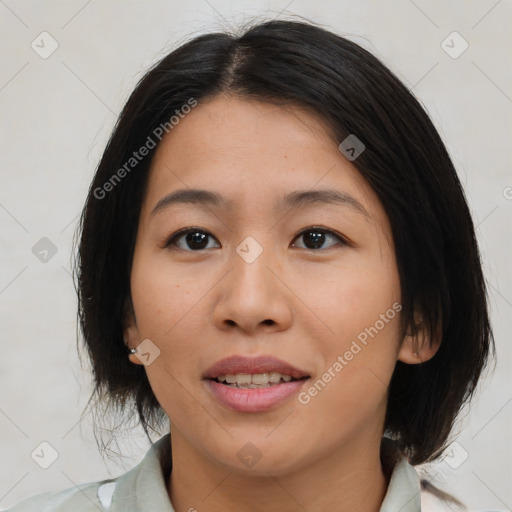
[164,226,350,252]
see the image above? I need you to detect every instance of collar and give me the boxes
[380,453,422,511]
[109,434,174,512]
[104,434,421,511]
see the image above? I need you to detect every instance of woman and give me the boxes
[7,17,496,512]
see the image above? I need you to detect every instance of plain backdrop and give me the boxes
[1,0,511,510]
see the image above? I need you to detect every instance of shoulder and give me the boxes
[381,439,503,512]
[420,477,505,512]
[2,480,114,512]
[3,434,173,512]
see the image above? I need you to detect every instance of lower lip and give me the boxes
[204,379,309,412]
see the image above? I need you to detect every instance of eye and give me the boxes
[291,226,348,250]
[164,226,348,252]
[165,228,219,251]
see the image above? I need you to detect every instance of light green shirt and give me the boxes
[5,434,422,511]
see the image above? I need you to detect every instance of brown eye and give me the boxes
[165,226,348,252]
[165,228,219,251]
[292,227,347,250]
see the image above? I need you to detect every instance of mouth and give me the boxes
[211,372,309,388]
[202,355,311,412]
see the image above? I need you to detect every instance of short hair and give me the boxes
[73,17,495,466]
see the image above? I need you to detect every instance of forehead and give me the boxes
[141,96,382,223]
[153,96,337,164]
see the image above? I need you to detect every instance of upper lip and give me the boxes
[203,355,310,380]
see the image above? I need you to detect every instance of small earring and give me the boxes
[130,348,137,354]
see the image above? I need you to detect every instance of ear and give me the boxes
[123,298,144,366]
[397,310,441,364]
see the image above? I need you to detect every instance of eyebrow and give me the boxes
[150,188,370,218]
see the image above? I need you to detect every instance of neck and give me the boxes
[166,428,390,512]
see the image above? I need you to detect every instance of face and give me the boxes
[124,95,434,476]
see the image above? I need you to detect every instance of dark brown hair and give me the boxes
[73,16,495,468]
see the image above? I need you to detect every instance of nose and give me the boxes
[212,239,293,335]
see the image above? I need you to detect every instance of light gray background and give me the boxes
[1,1,511,510]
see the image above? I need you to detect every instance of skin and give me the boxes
[123,94,440,512]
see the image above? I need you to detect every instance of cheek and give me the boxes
[305,250,402,403]
[130,249,206,341]
[295,311,402,445]
[319,254,401,346]
[129,252,211,413]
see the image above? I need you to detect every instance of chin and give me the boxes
[209,436,311,477]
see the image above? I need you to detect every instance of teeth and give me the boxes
[252,373,270,385]
[269,372,281,383]
[215,372,298,387]
[236,374,252,385]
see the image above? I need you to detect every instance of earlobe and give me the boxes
[125,327,144,366]
[123,300,144,366]
[128,350,143,366]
